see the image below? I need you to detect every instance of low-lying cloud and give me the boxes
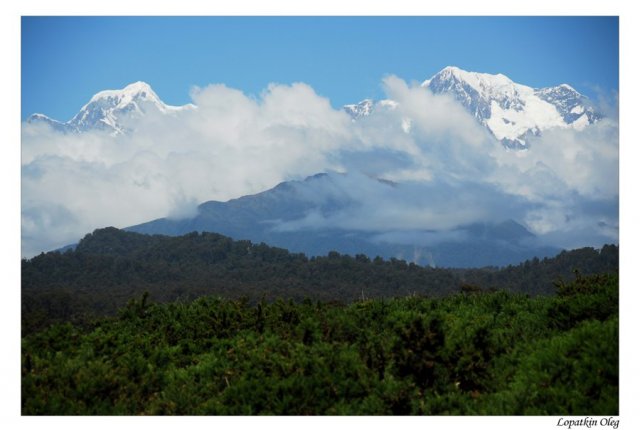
[21,77,618,257]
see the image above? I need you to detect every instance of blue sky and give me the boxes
[22,16,618,121]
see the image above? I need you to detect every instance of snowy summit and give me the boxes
[345,66,601,148]
[27,81,194,135]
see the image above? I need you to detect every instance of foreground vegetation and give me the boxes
[22,272,618,415]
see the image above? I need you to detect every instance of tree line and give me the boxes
[22,227,618,335]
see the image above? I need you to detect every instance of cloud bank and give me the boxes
[21,77,618,257]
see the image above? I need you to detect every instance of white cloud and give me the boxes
[489,118,619,201]
[21,77,619,257]
[21,82,354,256]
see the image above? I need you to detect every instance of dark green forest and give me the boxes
[21,228,619,415]
[22,273,617,415]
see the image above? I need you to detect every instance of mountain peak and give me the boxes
[26,81,193,135]
[124,80,154,92]
[440,65,462,73]
[558,83,577,92]
[67,82,170,134]
[343,99,375,119]
[426,66,515,88]
[27,113,52,122]
[88,81,161,106]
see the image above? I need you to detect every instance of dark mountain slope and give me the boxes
[127,173,559,268]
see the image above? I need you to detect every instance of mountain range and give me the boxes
[28,66,601,147]
[27,66,604,266]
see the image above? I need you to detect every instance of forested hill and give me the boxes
[22,227,618,334]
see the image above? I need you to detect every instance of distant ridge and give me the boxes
[126,172,559,268]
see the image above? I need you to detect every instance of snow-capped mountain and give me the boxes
[343,99,375,119]
[345,66,601,148]
[343,98,399,119]
[26,81,194,135]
